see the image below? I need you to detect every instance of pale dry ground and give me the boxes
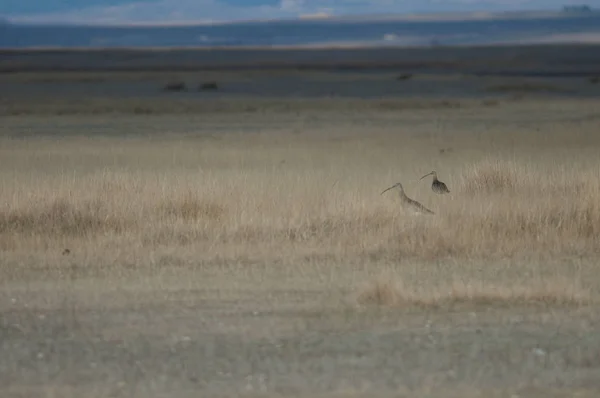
[1,96,600,397]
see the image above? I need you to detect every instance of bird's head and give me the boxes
[420,171,437,180]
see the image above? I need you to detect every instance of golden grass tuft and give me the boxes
[460,159,520,194]
[0,199,128,236]
[357,275,591,308]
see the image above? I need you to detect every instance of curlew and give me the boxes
[420,171,450,194]
[381,182,435,215]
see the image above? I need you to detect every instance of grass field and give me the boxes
[1,48,600,397]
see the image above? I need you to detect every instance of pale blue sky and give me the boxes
[3,0,599,24]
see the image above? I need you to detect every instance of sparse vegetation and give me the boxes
[485,82,573,94]
[199,81,219,90]
[396,73,413,81]
[163,81,187,91]
[357,275,590,308]
[0,97,486,116]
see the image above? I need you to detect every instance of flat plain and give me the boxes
[1,45,600,397]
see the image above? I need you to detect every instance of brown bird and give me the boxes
[420,171,450,194]
[381,182,435,215]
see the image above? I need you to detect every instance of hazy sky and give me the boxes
[3,0,599,24]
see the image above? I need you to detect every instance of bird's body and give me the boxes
[420,171,450,194]
[381,182,435,215]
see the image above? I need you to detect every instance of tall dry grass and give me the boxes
[1,100,599,308]
[1,146,599,261]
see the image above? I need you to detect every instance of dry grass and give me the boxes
[1,125,600,261]
[0,199,128,236]
[158,192,227,222]
[357,274,591,308]
[460,159,520,194]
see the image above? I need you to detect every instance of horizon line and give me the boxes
[4,7,598,28]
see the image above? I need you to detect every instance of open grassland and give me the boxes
[1,65,600,397]
[2,98,600,265]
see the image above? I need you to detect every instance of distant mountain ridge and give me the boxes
[1,11,600,49]
[5,7,600,27]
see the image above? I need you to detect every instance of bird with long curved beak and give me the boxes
[420,171,450,194]
[381,182,435,215]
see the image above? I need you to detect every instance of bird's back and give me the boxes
[405,196,435,215]
[432,180,450,194]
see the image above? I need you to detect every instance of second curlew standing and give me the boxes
[420,171,450,194]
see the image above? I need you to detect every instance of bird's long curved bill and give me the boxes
[380,186,394,195]
[419,172,433,180]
